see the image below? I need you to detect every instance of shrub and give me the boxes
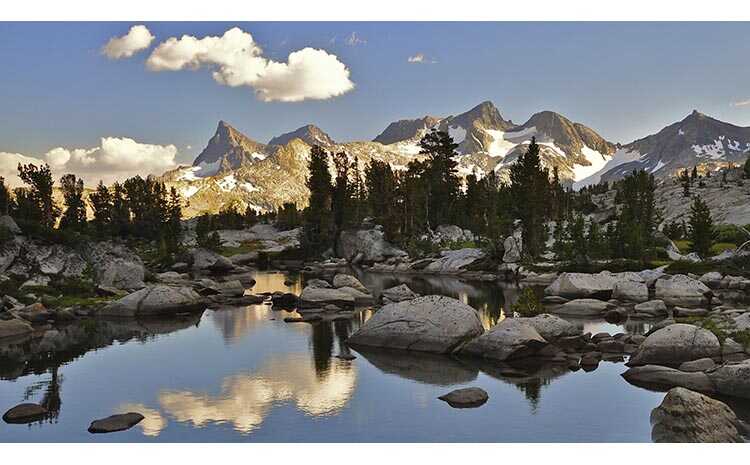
[673,240,691,254]
[511,287,543,317]
[709,242,737,256]
[713,224,749,245]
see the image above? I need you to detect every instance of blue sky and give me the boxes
[2,21,750,168]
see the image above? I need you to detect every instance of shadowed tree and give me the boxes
[688,195,714,259]
[59,174,87,231]
[509,137,551,259]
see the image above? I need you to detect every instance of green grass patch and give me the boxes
[709,242,737,255]
[674,240,692,254]
[219,240,264,257]
[511,287,543,317]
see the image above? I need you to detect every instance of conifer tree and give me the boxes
[509,137,550,259]
[688,195,714,259]
[612,170,659,260]
[418,128,461,228]
[17,163,59,230]
[88,181,113,236]
[303,145,333,255]
[110,182,130,236]
[0,177,10,216]
[680,169,691,197]
[59,174,87,231]
[691,165,698,180]
[364,159,400,242]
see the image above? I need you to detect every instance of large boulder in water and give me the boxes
[298,286,357,309]
[628,324,721,366]
[3,403,47,424]
[708,360,750,399]
[190,248,234,272]
[347,295,484,354]
[99,285,204,317]
[650,387,743,443]
[553,298,615,316]
[337,228,407,263]
[332,274,369,294]
[612,280,648,303]
[423,248,485,273]
[380,284,419,304]
[655,274,711,307]
[513,314,580,340]
[459,319,547,361]
[88,412,145,434]
[544,272,616,299]
[0,318,33,340]
[621,365,715,393]
[438,387,489,408]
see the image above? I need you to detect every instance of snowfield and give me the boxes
[572,148,641,190]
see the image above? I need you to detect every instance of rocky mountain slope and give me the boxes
[578,111,750,187]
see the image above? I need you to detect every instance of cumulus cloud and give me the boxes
[102,25,155,59]
[0,138,178,187]
[146,27,354,102]
[407,53,436,64]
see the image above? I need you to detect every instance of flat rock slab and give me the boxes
[3,403,48,424]
[88,412,144,434]
[438,387,489,408]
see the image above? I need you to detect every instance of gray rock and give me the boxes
[650,387,742,442]
[88,413,145,434]
[335,286,374,305]
[544,272,616,299]
[98,258,145,290]
[734,312,750,331]
[423,248,485,273]
[502,235,522,263]
[438,387,489,408]
[622,365,715,393]
[0,215,21,234]
[628,324,721,366]
[708,360,750,399]
[460,319,547,361]
[100,285,204,317]
[3,403,47,424]
[699,271,723,288]
[673,307,709,318]
[612,280,648,303]
[332,274,369,294]
[337,228,407,263]
[191,248,234,272]
[347,295,484,354]
[229,252,258,265]
[0,318,33,339]
[513,313,580,340]
[679,358,716,372]
[298,286,356,309]
[306,279,331,289]
[655,275,711,307]
[554,298,614,316]
[380,284,419,304]
[633,299,668,316]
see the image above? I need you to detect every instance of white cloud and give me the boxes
[407,53,436,64]
[0,137,178,187]
[345,32,366,46]
[102,25,155,59]
[730,99,750,107]
[146,27,354,102]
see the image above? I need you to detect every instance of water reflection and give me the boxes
[117,403,167,437]
[158,354,357,434]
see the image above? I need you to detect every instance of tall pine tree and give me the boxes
[688,195,714,259]
[509,137,550,259]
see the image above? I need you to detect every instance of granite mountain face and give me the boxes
[159,102,750,217]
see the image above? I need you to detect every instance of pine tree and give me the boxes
[59,174,87,231]
[611,170,659,260]
[0,177,10,216]
[691,165,698,180]
[110,182,130,236]
[418,128,461,228]
[688,195,714,259]
[303,145,333,255]
[331,150,354,251]
[509,137,550,259]
[163,187,183,253]
[17,163,59,230]
[680,169,691,197]
[88,181,113,237]
[364,159,400,242]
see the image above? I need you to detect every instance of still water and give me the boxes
[0,271,685,442]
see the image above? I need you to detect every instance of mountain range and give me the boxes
[159,101,750,217]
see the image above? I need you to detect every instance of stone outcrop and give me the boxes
[553,298,615,316]
[423,248,485,273]
[708,360,750,399]
[513,314,580,340]
[380,284,419,304]
[545,272,617,299]
[332,274,369,294]
[459,318,547,361]
[337,227,407,263]
[99,285,205,317]
[628,324,721,366]
[298,286,357,309]
[621,365,715,393]
[347,295,484,354]
[0,318,33,340]
[650,387,743,442]
[655,274,711,307]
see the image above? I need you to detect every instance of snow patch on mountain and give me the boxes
[181,185,200,198]
[485,129,516,158]
[571,146,611,183]
[573,148,642,190]
[448,125,467,144]
[217,174,238,191]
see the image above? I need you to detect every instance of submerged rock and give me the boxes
[622,365,715,393]
[2,403,47,424]
[628,324,721,366]
[88,412,145,434]
[650,387,743,443]
[438,387,489,408]
[347,295,484,354]
[459,319,547,362]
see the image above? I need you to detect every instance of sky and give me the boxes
[1,22,750,185]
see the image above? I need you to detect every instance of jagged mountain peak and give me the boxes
[447,100,513,131]
[373,115,442,145]
[192,120,268,174]
[269,124,335,147]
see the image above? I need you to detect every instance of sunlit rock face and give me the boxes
[157,355,357,434]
